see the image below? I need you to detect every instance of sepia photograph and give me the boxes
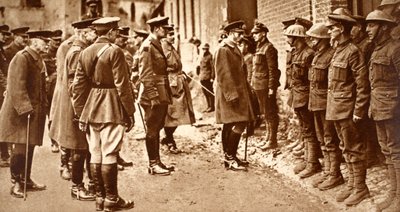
[0,0,399,211]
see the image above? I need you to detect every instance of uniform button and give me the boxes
[371,86,374,90]
[96,82,100,85]
[341,94,344,97]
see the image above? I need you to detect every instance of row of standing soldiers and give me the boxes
[214,1,400,211]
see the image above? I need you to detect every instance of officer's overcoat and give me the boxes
[0,47,47,145]
[214,39,254,124]
[49,39,88,149]
[162,41,195,127]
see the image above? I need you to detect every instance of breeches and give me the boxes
[86,123,125,164]
[375,118,400,164]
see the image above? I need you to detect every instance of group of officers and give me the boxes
[214,0,399,211]
[0,0,398,211]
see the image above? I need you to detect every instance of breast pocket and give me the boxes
[372,56,393,81]
[309,63,329,82]
[293,60,307,79]
[254,53,265,65]
[331,61,348,82]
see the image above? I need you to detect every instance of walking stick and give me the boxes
[24,114,31,201]
[244,124,249,163]
[183,72,215,96]
[136,103,146,133]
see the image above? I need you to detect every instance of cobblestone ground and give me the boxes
[189,86,388,212]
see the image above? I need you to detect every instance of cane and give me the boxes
[136,103,146,133]
[244,124,249,163]
[183,72,215,96]
[24,114,31,201]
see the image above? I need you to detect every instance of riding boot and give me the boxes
[336,162,354,202]
[71,150,85,186]
[377,164,396,211]
[224,131,247,171]
[102,164,134,212]
[318,151,344,190]
[221,125,230,155]
[90,163,105,211]
[231,130,248,167]
[384,162,400,212]
[298,138,321,178]
[208,95,215,112]
[344,161,370,206]
[312,150,330,188]
[10,153,24,198]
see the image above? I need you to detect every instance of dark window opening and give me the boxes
[131,3,135,22]
[26,0,42,7]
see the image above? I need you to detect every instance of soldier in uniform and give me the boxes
[378,0,400,40]
[285,24,322,178]
[161,25,195,154]
[305,24,344,188]
[352,15,382,168]
[325,8,370,206]
[251,21,280,150]
[214,20,254,171]
[136,17,174,175]
[0,30,51,198]
[50,18,98,201]
[196,43,215,113]
[0,24,10,167]
[82,0,102,20]
[71,17,135,211]
[130,29,149,84]
[42,29,62,153]
[114,26,134,170]
[365,10,400,211]
[4,27,29,74]
[49,25,79,181]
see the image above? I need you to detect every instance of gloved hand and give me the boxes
[79,122,87,132]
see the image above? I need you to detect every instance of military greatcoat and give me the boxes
[214,39,254,124]
[0,47,47,145]
[49,35,76,122]
[162,41,195,127]
[49,39,88,149]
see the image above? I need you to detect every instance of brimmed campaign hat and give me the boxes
[326,8,356,27]
[224,20,245,33]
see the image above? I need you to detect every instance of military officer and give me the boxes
[197,43,215,113]
[325,8,370,206]
[71,17,135,211]
[214,20,254,171]
[4,27,29,75]
[285,23,321,178]
[130,29,149,84]
[136,16,174,175]
[82,0,102,20]
[0,24,10,167]
[49,24,79,181]
[50,18,98,201]
[0,30,51,198]
[305,23,343,188]
[251,21,280,150]
[365,10,400,211]
[42,29,62,153]
[161,25,196,154]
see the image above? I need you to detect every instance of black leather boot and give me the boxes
[10,154,24,198]
[90,163,105,211]
[102,164,134,212]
